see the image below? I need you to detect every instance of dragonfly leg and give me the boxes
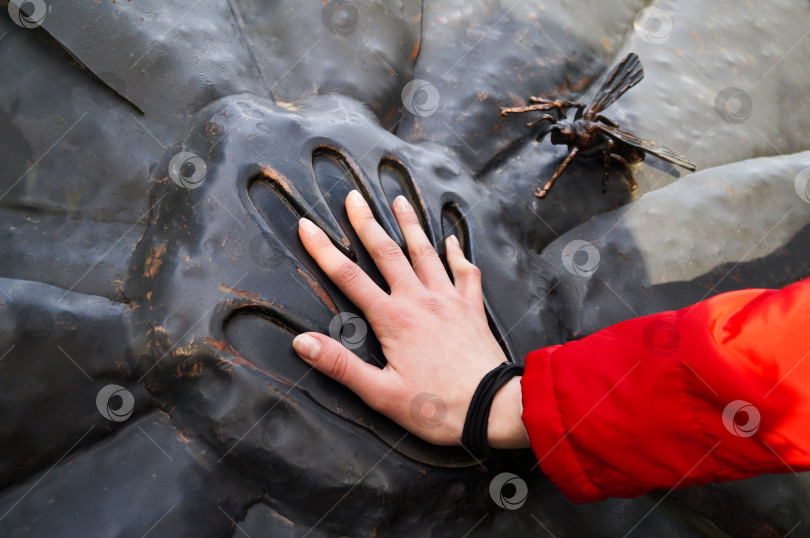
[500,103,556,116]
[596,114,619,128]
[599,139,618,193]
[611,153,639,193]
[529,97,587,107]
[525,114,557,128]
[535,147,579,198]
[527,98,587,118]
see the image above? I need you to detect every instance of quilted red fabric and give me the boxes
[521,277,810,504]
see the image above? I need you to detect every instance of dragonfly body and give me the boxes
[551,117,645,162]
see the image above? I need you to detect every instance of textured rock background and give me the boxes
[0,0,808,536]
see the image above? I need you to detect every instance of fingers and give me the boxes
[344,190,421,292]
[298,217,389,312]
[445,235,485,316]
[292,332,395,409]
[391,195,455,292]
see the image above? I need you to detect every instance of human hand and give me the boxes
[292,190,529,450]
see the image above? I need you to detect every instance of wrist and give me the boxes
[487,376,530,449]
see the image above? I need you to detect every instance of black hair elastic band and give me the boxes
[462,361,524,459]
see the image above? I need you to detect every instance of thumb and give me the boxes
[292,332,390,404]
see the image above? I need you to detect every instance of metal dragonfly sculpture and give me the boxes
[500,53,697,198]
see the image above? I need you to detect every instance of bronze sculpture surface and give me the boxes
[1,0,809,535]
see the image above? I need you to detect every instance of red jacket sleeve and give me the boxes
[521,277,810,504]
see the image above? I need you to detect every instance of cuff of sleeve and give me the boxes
[521,346,607,504]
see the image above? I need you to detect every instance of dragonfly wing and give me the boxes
[584,53,644,118]
[596,123,697,171]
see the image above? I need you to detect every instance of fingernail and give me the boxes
[447,234,459,249]
[347,189,366,207]
[293,334,321,360]
[394,195,413,212]
[299,217,318,235]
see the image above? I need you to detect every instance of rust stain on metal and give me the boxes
[408,35,421,63]
[272,99,301,112]
[147,325,169,346]
[219,284,260,300]
[206,121,224,137]
[174,360,204,378]
[258,163,294,196]
[206,338,229,352]
[142,241,168,278]
[384,105,399,125]
[297,268,338,313]
[205,337,294,387]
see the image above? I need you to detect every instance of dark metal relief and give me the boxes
[1,0,809,536]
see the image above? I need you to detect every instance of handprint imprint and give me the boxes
[126,93,521,469]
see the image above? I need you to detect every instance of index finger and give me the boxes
[298,217,389,313]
